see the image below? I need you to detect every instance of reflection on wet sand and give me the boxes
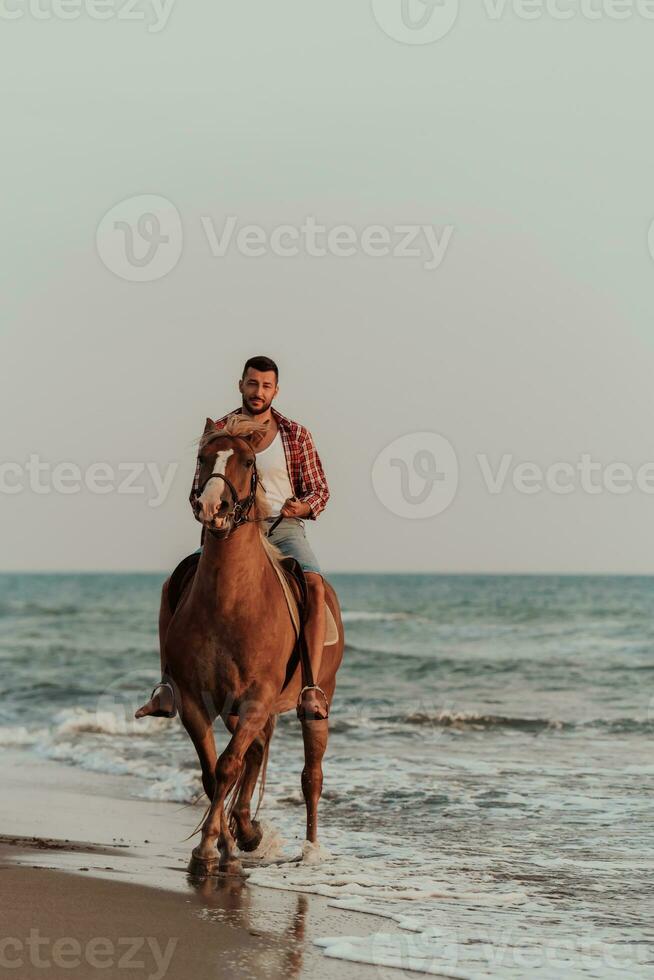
[187,872,309,978]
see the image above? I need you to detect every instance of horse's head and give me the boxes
[192,415,270,536]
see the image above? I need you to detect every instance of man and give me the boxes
[135,355,331,721]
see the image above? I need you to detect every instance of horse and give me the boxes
[160,414,344,872]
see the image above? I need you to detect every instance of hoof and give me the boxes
[188,847,221,877]
[219,856,242,875]
[188,843,243,877]
[237,820,263,853]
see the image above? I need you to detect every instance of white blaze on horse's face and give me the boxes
[198,449,234,525]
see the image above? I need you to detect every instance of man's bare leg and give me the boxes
[297,572,328,720]
[135,578,176,718]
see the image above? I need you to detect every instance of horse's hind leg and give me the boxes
[230,715,275,852]
[300,718,328,843]
[180,699,218,801]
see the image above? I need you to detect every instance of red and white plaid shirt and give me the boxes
[190,406,330,519]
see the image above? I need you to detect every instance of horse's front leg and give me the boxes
[228,714,275,852]
[191,701,268,873]
[180,697,218,801]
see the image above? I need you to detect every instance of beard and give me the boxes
[242,395,271,415]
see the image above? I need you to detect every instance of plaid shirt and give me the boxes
[190,406,330,519]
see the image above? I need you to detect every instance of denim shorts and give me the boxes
[194,517,321,574]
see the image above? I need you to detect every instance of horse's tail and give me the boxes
[226,714,277,835]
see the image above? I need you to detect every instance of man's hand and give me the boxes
[281,496,311,519]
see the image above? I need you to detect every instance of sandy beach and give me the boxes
[0,749,395,980]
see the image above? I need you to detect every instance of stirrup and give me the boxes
[296,684,329,721]
[141,681,176,719]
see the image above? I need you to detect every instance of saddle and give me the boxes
[167,552,201,613]
[166,551,338,695]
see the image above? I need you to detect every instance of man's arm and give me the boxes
[296,427,330,519]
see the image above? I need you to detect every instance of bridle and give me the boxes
[192,435,280,539]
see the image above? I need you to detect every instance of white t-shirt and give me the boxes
[256,431,294,518]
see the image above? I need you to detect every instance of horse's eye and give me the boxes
[245,459,254,468]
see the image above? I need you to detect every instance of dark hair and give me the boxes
[242,355,279,381]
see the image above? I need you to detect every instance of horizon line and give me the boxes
[2,569,654,578]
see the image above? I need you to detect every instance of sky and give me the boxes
[2,0,654,573]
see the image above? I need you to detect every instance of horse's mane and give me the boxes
[197,413,269,451]
[260,531,284,566]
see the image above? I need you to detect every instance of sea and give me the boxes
[1,571,653,978]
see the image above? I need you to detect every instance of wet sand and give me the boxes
[0,750,394,980]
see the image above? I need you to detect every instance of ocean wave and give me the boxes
[343,641,428,660]
[397,711,568,733]
[36,737,201,802]
[586,717,654,735]
[138,771,203,803]
[248,854,524,903]
[1,601,83,618]
[0,725,47,746]
[52,707,171,737]
[341,610,412,623]
[390,711,654,736]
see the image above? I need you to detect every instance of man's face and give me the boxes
[239,368,278,415]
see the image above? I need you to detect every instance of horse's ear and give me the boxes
[248,420,269,448]
[203,417,217,434]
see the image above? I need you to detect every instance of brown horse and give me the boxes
[160,414,344,872]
